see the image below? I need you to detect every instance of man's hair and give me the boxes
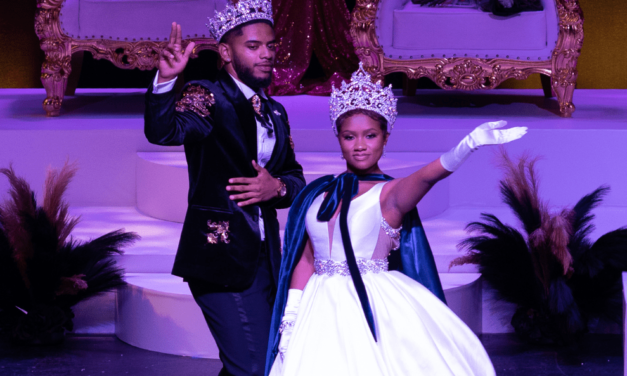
[220,19,274,44]
[335,109,389,134]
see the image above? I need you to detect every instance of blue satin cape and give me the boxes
[264,174,446,375]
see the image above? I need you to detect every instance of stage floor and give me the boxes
[0,334,621,376]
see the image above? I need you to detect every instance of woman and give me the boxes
[265,63,527,376]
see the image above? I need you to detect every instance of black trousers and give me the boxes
[188,243,276,376]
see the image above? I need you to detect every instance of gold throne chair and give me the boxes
[350,0,584,117]
[35,0,225,117]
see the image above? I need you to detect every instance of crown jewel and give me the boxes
[207,0,274,42]
[330,62,398,135]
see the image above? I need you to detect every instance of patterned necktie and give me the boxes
[251,94,273,135]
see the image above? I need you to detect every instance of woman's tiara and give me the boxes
[329,62,398,135]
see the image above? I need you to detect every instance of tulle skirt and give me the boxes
[269,270,495,376]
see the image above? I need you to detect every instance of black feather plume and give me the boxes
[454,151,627,345]
[460,214,543,309]
[0,165,139,343]
[569,187,609,261]
[56,230,139,307]
[0,212,29,312]
[570,228,627,323]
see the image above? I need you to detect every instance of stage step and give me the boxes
[71,206,475,274]
[70,205,627,274]
[115,272,482,359]
[70,207,181,273]
[136,151,449,224]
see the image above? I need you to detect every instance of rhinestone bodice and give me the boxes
[305,182,400,265]
[314,258,389,276]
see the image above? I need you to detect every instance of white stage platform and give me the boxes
[69,205,627,275]
[2,89,625,210]
[116,272,482,359]
[2,88,626,357]
[136,151,450,223]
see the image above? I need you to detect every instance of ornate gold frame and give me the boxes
[35,0,219,116]
[350,0,584,117]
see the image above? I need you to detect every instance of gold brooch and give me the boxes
[206,220,230,244]
[176,85,215,118]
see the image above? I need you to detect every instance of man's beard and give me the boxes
[232,54,273,89]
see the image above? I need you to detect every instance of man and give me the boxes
[144,1,305,375]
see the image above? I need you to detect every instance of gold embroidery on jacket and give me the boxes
[176,85,215,118]
[206,220,230,244]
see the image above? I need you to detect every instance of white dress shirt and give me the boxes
[153,73,276,240]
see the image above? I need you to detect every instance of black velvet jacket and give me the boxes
[144,70,305,288]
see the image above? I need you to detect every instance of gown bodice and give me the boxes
[305,182,396,262]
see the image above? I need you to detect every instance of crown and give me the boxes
[330,62,398,135]
[207,0,274,42]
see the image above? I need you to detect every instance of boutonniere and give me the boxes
[273,110,282,116]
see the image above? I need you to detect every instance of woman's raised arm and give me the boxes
[382,121,527,227]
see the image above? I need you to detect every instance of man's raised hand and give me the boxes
[157,22,196,83]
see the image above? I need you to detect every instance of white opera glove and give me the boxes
[439,120,528,172]
[278,289,303,361]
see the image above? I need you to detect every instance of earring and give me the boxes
[340,153,345,160]
[382,146,387,158]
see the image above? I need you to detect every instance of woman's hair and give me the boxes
[335,109,388,134]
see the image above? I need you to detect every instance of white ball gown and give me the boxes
[269,182,495,376]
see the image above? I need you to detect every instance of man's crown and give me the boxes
[207,0,274,42]
[330,62,398,135]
